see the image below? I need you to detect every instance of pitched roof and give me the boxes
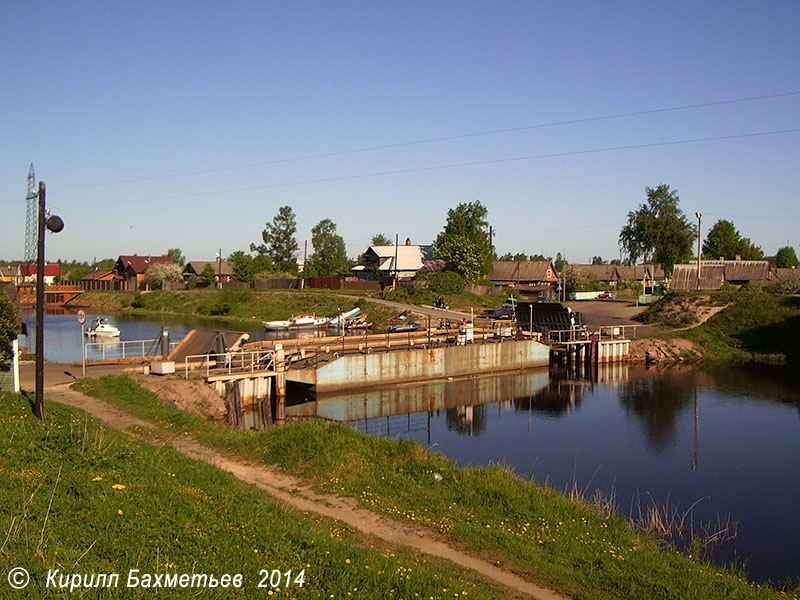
[567,264,619,281]
[116,255,172,274]
[671,264,726,290]
[81,270,116,281]
[773,267,799,281]
[184,261,235,276]
[360,245,434,272]
[19,264,64,277]
[489,260,558,283]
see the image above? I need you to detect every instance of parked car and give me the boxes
[597,291,615,299]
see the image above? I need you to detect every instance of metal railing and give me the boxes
[595,324,639,340]
[84,338,180,361]
[183,348,276,378]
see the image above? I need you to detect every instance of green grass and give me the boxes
[78,289,403,331]
[640,291,800,365]
[72,375,797,600]
[0,392,520,599]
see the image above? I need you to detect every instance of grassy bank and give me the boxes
[76,289,399,329]
[71,375,796,600]
[637,291,800,365]
[0,391,513,599]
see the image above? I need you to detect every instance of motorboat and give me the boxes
[288,314,329,328]
[328,307,361,327]
[262,319,291,331]
[85,317,121,337]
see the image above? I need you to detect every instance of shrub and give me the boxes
[426,270,465,295]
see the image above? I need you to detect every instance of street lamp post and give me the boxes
[34,181,64,421]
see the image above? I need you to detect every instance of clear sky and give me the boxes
[2,1,798,265]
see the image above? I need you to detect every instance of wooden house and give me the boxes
[183,261,234,283]
[113,255,172,291]
[18,264,64,285]
[488,259,560,299]
[671,260,771,290]
[352,242,434,280]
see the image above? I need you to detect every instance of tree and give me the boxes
[703,219,763,260]
[433,201,493,281]
[252,206,299,273]
[167,248,185,266]
[305,219,350,277]
[200,263,217,286]
[371,233,393,246]
[0,291,20,362]
[228,251,273,283]
[144,262,183,289]
[592,256,606,265]
[775,246,799,268]
[619,184,695,275]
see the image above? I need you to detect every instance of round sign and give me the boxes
[76,309,86,325]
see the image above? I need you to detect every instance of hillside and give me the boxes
[636,291,800,365]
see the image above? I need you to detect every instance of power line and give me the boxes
[54,91,800,190]
[59,127,800,209]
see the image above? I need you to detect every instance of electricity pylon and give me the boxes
[24,163,37,263]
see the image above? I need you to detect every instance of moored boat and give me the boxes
[288,314,329,328]
[85,317,121,337]
[328,307,361,327]
[262,319,291,331]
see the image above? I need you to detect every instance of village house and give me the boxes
[488,259,560,299]
[671,259,772,290]
[113,255,172,291]
[352,239,434,280]
[18,264,64,285]
[183,260,234,284]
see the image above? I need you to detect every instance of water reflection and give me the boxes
[290,364,800,584]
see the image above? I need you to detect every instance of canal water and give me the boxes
[22,311,800,585]
[304,364,800,586]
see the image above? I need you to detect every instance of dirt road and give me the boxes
[42,381,568,600]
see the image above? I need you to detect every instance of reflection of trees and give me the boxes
[445,404,487,435]
[618,369,697,451]
[514,379,587,416]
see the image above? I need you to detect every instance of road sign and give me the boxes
[76,309,86,325]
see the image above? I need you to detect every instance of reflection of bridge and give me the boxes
[18,284,83,306]
[288,369,551,422]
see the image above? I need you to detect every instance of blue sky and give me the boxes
[2,1,798,265]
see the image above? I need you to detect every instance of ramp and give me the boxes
[168,329,250,363]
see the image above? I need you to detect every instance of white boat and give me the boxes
[288,314,329,328]
[85,317,121,337]
[262,319,291,331]
[328,307,361,327]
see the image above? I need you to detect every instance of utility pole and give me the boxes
[33,181,64,421]
[301,240,307,289]
[217,248,222,289]
[695,212,702,290]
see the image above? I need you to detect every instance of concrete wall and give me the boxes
[596,339,630,363]
[287,339,550,392]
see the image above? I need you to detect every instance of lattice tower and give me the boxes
[24,163,37,263]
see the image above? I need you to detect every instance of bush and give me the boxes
[426,270,465,295]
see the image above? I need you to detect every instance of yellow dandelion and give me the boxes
[117,509,124,515]
[92,476,102,481]
[112,484,126,490]
[345,558,351,564]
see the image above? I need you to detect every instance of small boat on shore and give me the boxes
[387,321,423,333]
[85,317,120,337]
[328,307,361,327]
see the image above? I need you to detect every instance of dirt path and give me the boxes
[45,383,568,600]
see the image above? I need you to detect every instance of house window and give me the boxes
[546,269,552,278]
